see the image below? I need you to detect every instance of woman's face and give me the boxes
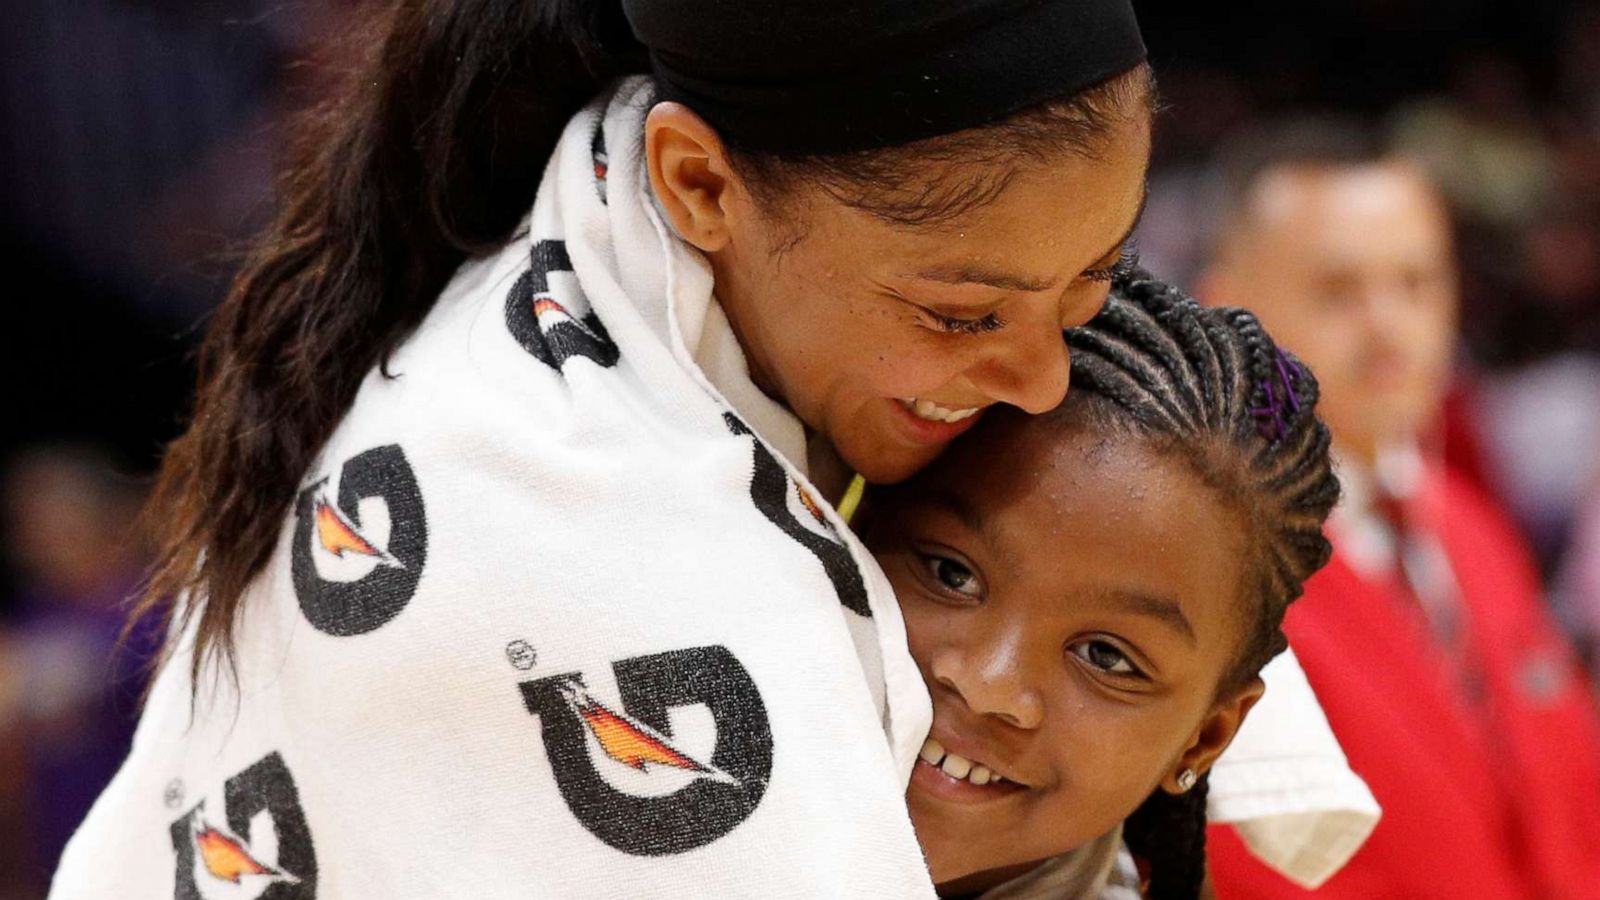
[863,411,1260,888]
[649,106,1151,485]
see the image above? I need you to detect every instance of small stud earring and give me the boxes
[1176,768,1198,793]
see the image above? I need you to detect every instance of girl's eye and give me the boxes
[926,310,1007,335]
[919,553,983,599]
[1069,639,1143,677]
[1082,245,1140,283]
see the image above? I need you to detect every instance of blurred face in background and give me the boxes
[1201,162,1458,466]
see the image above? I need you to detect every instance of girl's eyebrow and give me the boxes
[914,488,1023,577]
[1099,588,1196,645]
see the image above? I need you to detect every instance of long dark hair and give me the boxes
[1065,273,1340,899]
[135,0,1155,690]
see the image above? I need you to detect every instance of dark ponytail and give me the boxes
[134,0,646,686]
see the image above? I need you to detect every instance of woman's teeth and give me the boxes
[898,398,981,423]
[919,737,1008,787]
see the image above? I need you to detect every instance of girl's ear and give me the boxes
[644,102,738,252]
[1162,676,1266,794]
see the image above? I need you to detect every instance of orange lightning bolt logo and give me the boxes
[559,682,736,785]
[191,820,295,886]
[532,296,606,342]
[796,485,828,527]
[532,296,569,319]
[313,497,401,567]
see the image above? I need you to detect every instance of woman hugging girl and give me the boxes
[862,274,1340,898]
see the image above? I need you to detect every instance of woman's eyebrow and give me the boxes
[902,182,1151,291]
[905,264,1059,292]
[1102,587,1196,645]
[1085,185,1150,270]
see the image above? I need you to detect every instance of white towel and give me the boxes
[1210,651,1383,888]
[50,78,935,900]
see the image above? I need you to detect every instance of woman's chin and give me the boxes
[836,433,944,486]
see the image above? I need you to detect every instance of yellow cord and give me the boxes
[837,473,867,525]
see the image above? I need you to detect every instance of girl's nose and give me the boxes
[929,631,1045,730]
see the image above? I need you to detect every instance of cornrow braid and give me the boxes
[1061,270,1340,900]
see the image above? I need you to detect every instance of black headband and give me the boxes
[619,0,1146,156]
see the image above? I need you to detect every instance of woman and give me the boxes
[53,1,1153,896]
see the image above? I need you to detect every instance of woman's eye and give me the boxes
[1069,639,1141,676]
[1082,245,1141,283]
[919,553,983,598]
[925,310,1007,335]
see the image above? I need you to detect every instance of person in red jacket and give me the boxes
[1196,117,1600,899]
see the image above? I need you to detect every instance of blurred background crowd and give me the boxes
[2,0,1597,896]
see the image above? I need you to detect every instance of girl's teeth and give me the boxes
[900,398,980,424]
[940,753,973,779]
[919,737,1010,786]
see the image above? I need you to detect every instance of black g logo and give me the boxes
[290,444,428,636]
[519,645,773,856]
[169,752,317,900]
[505,240,621,371]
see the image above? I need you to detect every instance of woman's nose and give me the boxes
[968,321,1073,415]
[929,634,1045,730]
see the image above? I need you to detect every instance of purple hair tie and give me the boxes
[1249,349,1304,442]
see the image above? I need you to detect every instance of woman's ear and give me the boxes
[1162,676,1266,793]
[644,102,737,252]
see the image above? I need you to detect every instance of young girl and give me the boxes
[861,273,1340,898]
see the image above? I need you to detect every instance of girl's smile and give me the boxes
[912,734,1032,804]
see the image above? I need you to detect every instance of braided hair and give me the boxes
[1062,271,1340,899]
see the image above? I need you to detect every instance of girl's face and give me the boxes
[863,410,1263,888]
[647,105,1151,485]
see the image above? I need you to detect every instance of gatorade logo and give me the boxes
[725,413,871,616]
[505,240,621,371]
[519,645,773,856]
[290,444,428,636]
[169,752,317,900]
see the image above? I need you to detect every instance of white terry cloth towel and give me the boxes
[1209,650,1383,888]
[50,77,937,899]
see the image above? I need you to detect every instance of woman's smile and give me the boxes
[889,397,989,446]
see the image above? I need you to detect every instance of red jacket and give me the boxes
[1210,468,1600,899]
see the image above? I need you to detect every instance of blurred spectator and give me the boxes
[1388,52,1557,232]
[1196,119,1600,899]
[0,445,155,894]
[1473,353,1600,563]
[1557,476,1600,676]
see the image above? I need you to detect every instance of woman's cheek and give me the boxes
[869,343,969,398]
